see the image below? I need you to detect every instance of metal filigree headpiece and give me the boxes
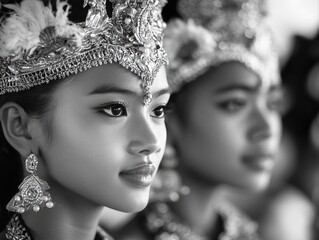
[164,0,279,92]
[0,0,168,105]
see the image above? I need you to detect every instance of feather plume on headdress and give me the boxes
[0,0,83,59]
[0,0,168,105]
[164,0,280,92]
[164,19,215,70]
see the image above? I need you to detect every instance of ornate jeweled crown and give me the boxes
[164,0,280,92]
[0,0,168,104]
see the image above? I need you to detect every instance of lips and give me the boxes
[120,163,156,187]
[241,152,275,172]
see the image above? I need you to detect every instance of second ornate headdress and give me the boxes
[0,0,168,104]
[164,0,280,92]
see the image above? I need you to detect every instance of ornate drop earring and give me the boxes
[6,153,54,213]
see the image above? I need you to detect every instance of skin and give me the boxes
[115,62,283,240]
[171,62,282,191]
[166,62,283,236]
[0,64,169,240]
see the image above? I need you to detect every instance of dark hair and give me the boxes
[0,79,64,231]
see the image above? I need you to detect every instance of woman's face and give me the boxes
[170,63,282,191]
[32,64,170,212]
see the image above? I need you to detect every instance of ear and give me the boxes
[0,102,33,158]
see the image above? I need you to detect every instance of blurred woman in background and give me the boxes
[114,0,282,239]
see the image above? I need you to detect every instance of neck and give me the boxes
[22,179,104,240]
[169,168,226,237]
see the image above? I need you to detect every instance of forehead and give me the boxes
[62,64,168,95]
[71,64,144,93]
[192,62,279,91]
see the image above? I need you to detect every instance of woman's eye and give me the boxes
[101,103,127,117]
[268,98,282,112]
[267,91,284,112]
[151,105,166,118]
[218,99,246,112]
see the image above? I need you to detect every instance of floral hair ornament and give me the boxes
[0,0,168,105]
[164,0,280,92]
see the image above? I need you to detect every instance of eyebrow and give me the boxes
[88,84,170,98]
[214,83,261,94]
[215,82,282,94]
[268,84,283,93]
[153,88,171,98]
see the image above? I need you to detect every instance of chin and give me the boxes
[232,173,272,192]
[123,200,148,213]
[106,188,150,213]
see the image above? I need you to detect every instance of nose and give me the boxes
[128,116,162,156]
[248,105,274,143]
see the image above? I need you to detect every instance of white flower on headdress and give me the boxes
[0,0,83,59]
[164,19,215,70]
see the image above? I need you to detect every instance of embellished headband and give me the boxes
[164,0,280,92]
[0,0,168,105]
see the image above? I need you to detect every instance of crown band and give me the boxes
[164,0,279,92]
[0,0,168,105]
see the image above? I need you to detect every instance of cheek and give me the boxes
[154,123,167,166]
[272,116,283,144]
[41,111,127,202]
[177,110,245,174]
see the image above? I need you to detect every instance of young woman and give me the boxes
[0,0,170,239]
[115,0,283,239]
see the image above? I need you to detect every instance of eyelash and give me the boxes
[218,95,283,113]
[96,102,172,119]
[151,105,171,119]
[267,96,283,112]
[218,98,247,112]
[97,102,128,118]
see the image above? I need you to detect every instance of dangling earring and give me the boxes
[7,153,54,213]
[151,144,190,202]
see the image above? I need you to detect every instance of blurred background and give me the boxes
[100,0,319,239]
